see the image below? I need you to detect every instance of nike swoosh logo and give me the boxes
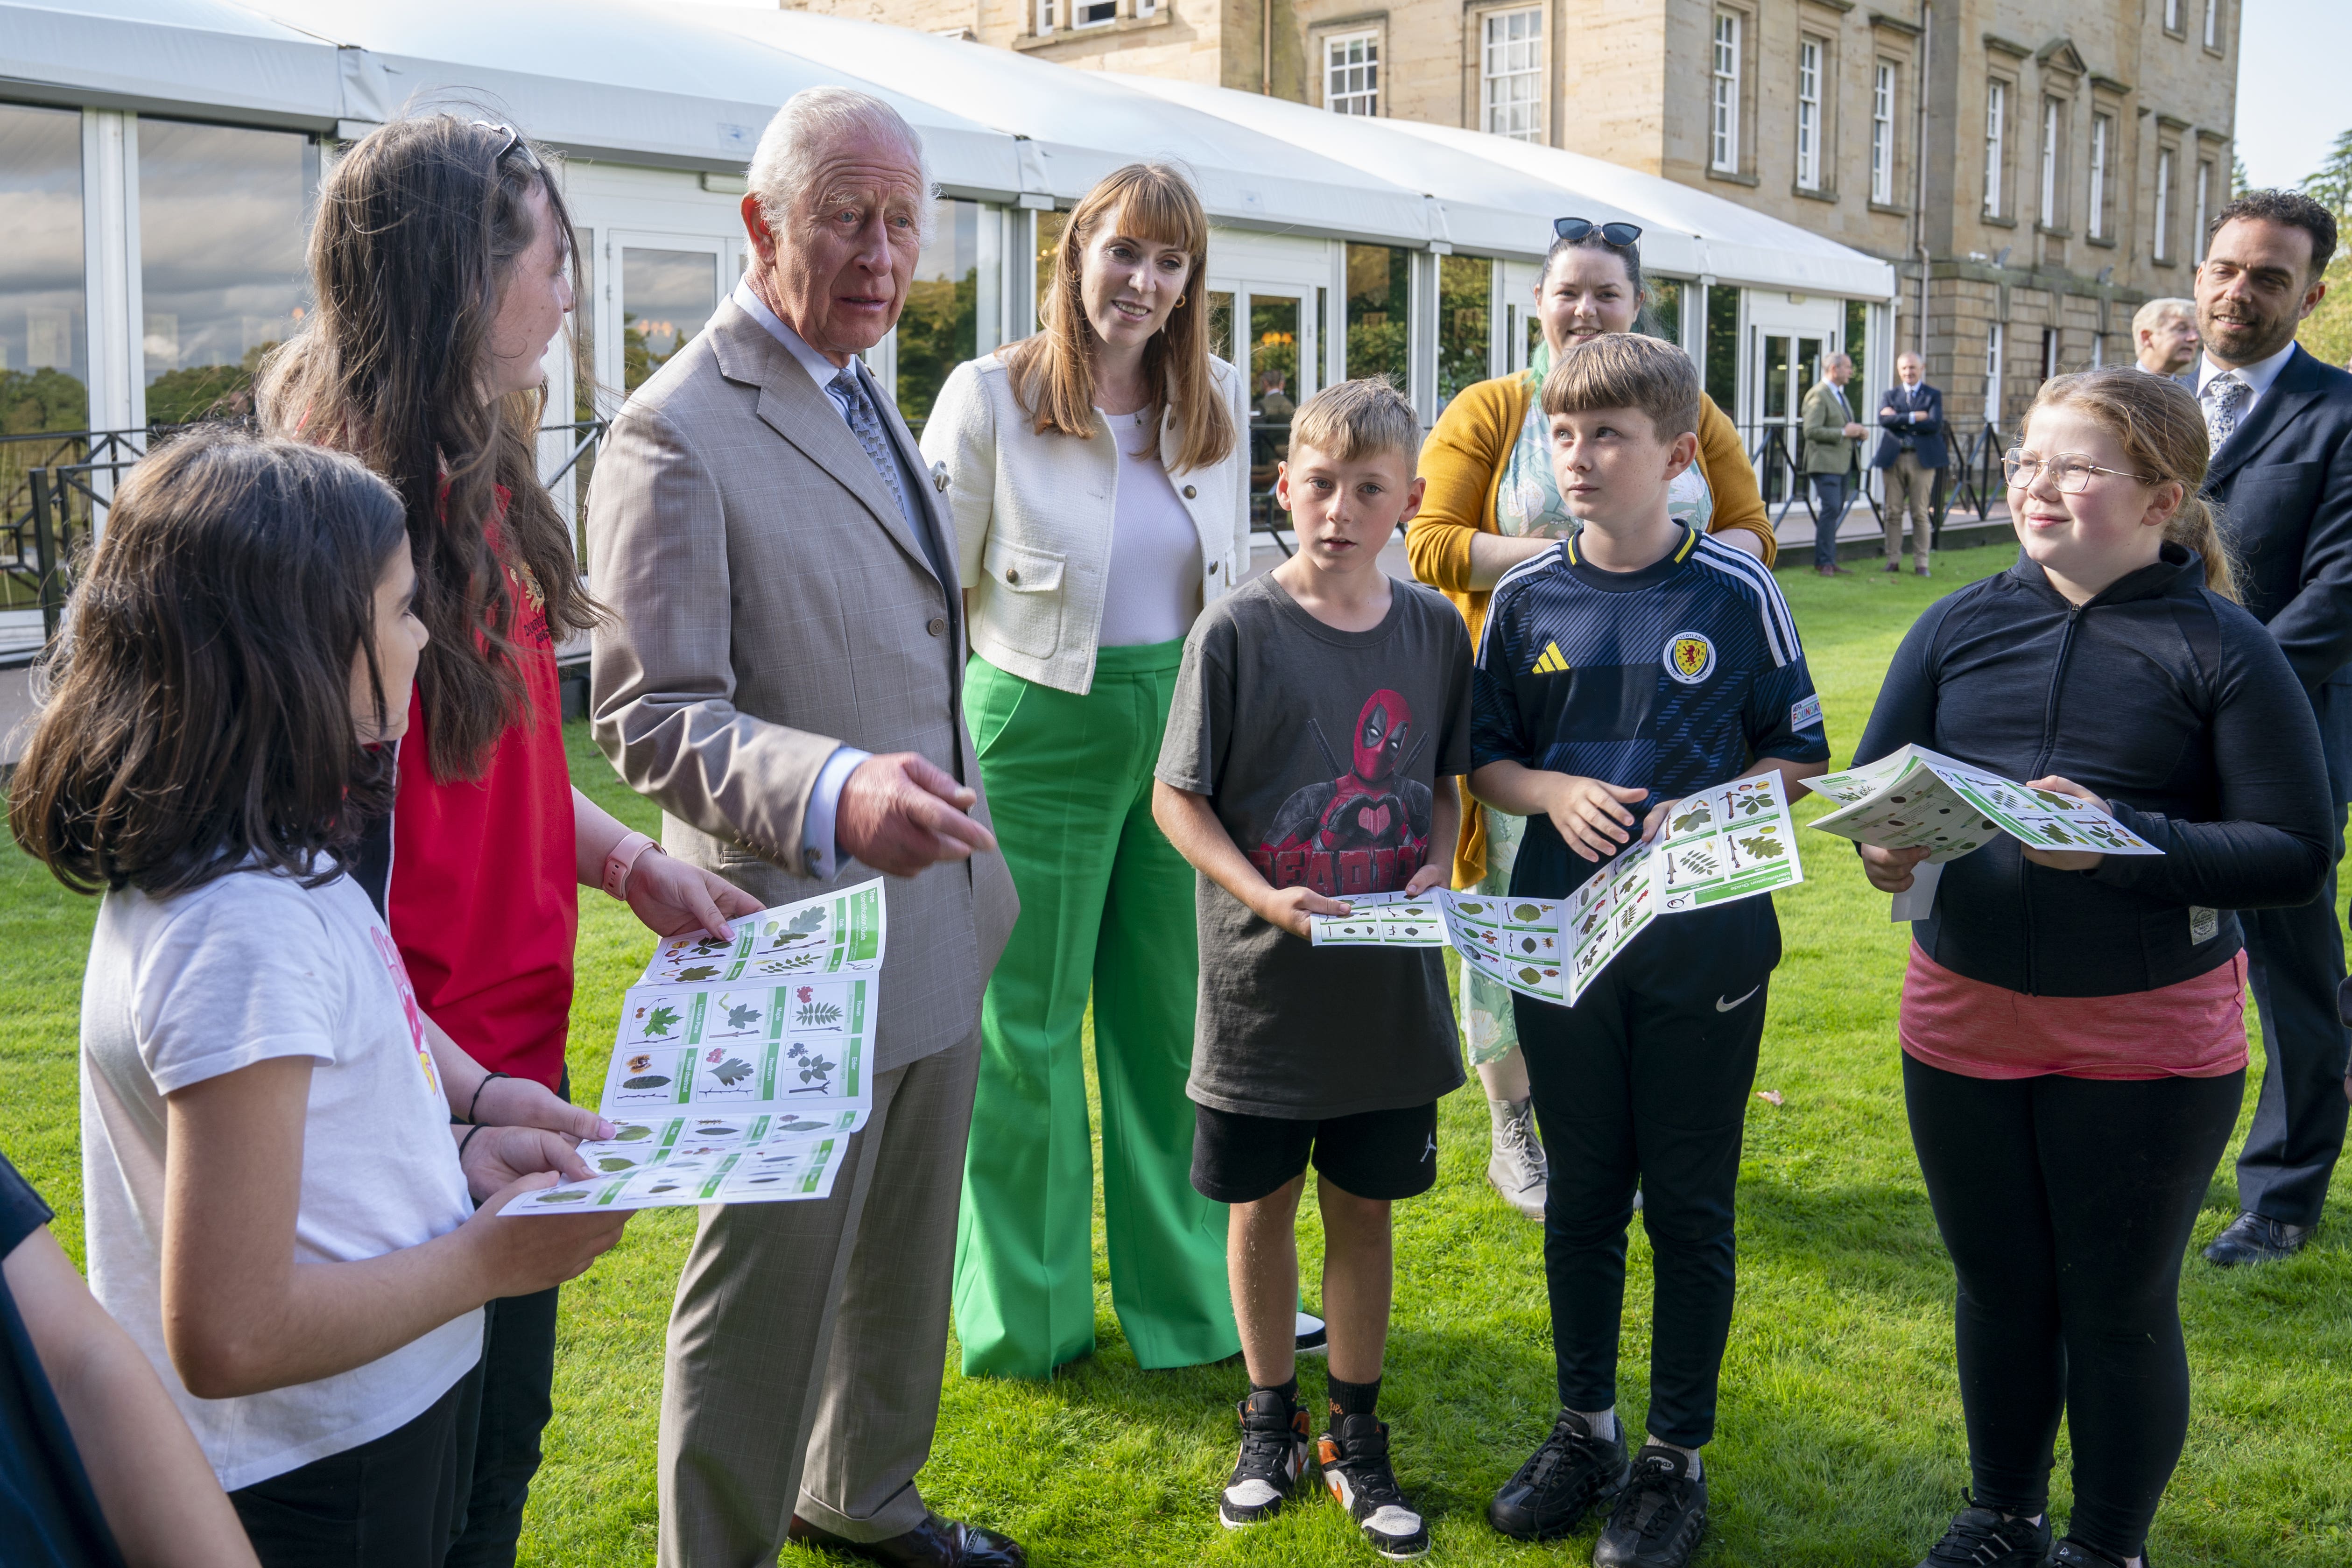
[1715,986,1760,1012]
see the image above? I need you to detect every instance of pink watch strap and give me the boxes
[602,831,659,901]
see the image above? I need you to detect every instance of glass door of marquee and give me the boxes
[1205,281,1320,548]
[595,231,741,400]
[1743,295,1843,507]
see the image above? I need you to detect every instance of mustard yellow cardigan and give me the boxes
[1407,371,1777,891]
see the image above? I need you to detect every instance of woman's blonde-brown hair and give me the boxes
[1001,162,1235,472]
[2023,367,2239,602]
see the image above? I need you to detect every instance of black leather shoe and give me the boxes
[787,1512,1027,1568]
[2202,1210,2314,1266]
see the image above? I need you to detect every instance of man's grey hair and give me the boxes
[1896,350,1924,366]
[748,87,935,245]
[2132,296,2195,338]
[1825,351,1853,370]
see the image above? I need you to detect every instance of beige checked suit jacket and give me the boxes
[588,298,1018,1071]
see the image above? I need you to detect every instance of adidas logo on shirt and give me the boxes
[1530,641,1571,675]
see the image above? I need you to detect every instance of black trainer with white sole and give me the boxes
[1592,1445,1708,1568]
[1219,1390,1311,1529]
[1317,1413,1430,1560]
[1296,1310,1329,1357]
[2048,1538,2143,1568]
[1915,1500,2050,1568]
[1487,1409,1631,1540]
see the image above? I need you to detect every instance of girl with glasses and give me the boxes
[1407,219,1776,1218]
[1852,369,2334,1568]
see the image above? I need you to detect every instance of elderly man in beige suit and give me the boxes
[589,87,1023,1568]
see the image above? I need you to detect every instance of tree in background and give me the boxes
[2297,130,2352,370]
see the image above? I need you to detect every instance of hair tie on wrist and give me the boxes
[468,1070,512,1125]
[459,1124,486,1161]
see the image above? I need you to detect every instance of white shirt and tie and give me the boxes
[731,279,948,878]
[2196,340,2298,457]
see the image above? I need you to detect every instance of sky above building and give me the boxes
[2235,0,2351,191]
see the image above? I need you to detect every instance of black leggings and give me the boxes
[1903,1054,2242,1560]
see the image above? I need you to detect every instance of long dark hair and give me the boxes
[9,428,408,895]
[258,114,603,782]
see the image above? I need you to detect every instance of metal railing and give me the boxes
[1735,418,2009,546]
[3,418,611,661]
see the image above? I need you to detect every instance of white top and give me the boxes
[1099,407,1204,647]
[80,864,482,1493]
[921,352,1252,695]
[2196,340,2299,417]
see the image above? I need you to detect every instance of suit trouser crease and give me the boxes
[954,646,1239,1378]
[658,1035,981,1566]
[2237,786,2352,1226]
[1903,1054,2243,1560]
[1888,453,1935,567]
[1513,900,1777,1450]
[1810,471,1852,568]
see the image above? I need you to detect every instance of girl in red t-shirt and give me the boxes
[260,117,758,1567]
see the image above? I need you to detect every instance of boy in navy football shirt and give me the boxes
[1469,335,1829,1568]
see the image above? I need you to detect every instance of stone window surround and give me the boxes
[1703,0,1760,189]
[1465,0,1548,145]
[1310,13,1388,115]
[1863,12,1919,217]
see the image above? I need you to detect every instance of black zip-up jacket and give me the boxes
[1852,544,2334,997]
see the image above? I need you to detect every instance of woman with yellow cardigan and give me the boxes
[1406,218,1776,1217]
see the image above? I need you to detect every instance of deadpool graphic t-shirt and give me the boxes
[1158,573,1472,1119]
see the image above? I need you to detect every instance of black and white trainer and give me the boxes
[1317,1413,1430,1560]
[2048,1539,2141,1568]
[1219,1389,1311,1529]
[1592,1445,1708,1568]
[1487,1409,1631,1540]
[1916,1500,2050,1568]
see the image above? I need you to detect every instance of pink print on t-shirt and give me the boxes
[371,925,442,1100]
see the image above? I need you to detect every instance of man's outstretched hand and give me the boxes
[837,752,998,877]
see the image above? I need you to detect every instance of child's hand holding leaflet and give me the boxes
[1804,744,2161,921]
[509,879,890,1215]
[1308,773,1804,1005]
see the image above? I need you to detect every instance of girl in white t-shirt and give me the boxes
[8,429,630,1566]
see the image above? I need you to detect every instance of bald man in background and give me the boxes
[2134,297,2200,378]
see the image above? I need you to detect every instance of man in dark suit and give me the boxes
[1873,351,1946,575]
[2184,191,2352,1266]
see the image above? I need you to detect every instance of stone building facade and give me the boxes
[787,0,2240,447]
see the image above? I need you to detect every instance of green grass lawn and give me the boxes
[5,543,2348,1565]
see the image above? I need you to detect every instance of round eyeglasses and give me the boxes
[1553,217,1643,248]
[2001,450,2159,493]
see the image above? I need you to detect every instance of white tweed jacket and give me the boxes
[919,352,1252,695]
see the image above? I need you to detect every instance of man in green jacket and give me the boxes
[1801,351,1869,577]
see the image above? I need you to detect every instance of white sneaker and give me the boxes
[1487,1096,1548,1219]
[1296,1311,1328,1357]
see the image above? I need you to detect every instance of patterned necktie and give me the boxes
[827,364,912,527]
[2202,371,2248,454]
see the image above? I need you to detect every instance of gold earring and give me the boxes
[1176,294,1187,308]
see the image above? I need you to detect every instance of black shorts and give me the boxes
[1190,1101,1439,1204]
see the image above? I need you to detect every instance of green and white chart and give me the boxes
[1309,773,1803,1007]
[1804,745,2160,920]
[510,879,887,1216]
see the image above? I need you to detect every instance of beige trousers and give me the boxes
[658,1032,983,1568]
[1885,452,1937,568]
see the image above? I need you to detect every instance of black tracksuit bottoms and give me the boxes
[1902,1052,2244,1560]
[1513,899,1779,1450]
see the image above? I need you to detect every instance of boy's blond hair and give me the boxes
[1539,333,1701,443]
[1286,376,1422,467]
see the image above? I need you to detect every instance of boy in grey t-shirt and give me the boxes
[1154,379,1470,1560]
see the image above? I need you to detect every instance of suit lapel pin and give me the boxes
[930,460,951,494]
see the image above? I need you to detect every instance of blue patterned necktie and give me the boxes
[2202,371,2247,454]
[827,364,912,526]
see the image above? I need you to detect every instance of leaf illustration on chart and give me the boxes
[769,907,827,948]
[644,1006,680,1038]
[798,1055,836,1085]
[675,965,721,983]
[796,1001,843,1027]
[711,1057,753,1086]
[538,1190,590,1204]
[796,985,814,1003]
[1733,792,1768,816]
[1513,903,1544,922]
[724,1002,761,1030]
[614,1124,654,1142]
[776,1117,829,1132]
[596,1155,638,1173]
[622,1074,670,1090]
[1672,801,1712,833]
[1738,833,1785,859]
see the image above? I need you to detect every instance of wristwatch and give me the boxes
[602,830,662,901]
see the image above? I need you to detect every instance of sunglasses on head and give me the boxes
[471,120,544,176]
[1554,217,1642,248]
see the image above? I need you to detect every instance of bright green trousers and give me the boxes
[954,644,1239,1378]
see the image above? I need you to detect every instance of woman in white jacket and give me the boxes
[922,163,1248,1378]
